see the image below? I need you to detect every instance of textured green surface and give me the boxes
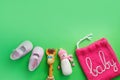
[0,0,120,80]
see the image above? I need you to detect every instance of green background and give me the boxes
[0,0,120,80]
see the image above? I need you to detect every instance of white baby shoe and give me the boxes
[10,41,33,60]
[28,46,44,71]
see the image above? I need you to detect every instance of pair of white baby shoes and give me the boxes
[10,41,44,71]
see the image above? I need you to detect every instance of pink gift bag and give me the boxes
[76,34,120,80]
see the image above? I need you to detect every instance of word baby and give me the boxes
[86,51,118,77]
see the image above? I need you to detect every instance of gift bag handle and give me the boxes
[76,33,93,49]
